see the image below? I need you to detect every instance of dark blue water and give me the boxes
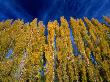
[0,0,110,23]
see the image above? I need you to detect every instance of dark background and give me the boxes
[0,0,110,24]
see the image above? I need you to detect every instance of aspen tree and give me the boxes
[0,20,13,60]
[54,20,64,82]
[45,21,55,82]
[103,16,110,24]
[70,17,82,81]
[59,16,75,82]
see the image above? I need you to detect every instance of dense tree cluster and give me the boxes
[0,16,110,82]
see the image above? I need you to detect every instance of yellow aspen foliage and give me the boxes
[0,17,110,82]
[30,18,37,27]
[103,16,110,24]
[84,17,110,82]
[91,18,110,57]
[58,17,76,82]
[45,21,55,82]
[70,17,89,65]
